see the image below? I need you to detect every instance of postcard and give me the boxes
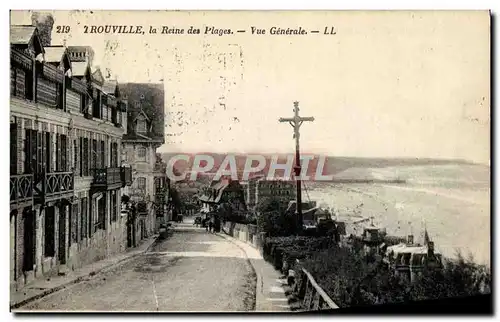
[9,10,491,313]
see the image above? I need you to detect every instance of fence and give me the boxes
[222,221,338,311]
[296,267,339,310]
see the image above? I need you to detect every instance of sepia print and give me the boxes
[9,10,491,313]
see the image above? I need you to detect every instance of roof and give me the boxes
[198,179,245,205]
[44,46,67,63]
[102,80,118,95]
[121,82,165,142]
[10,26,36,45]
[386,243,441,255]
[72,61,89,77]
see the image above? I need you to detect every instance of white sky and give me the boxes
[10,10,490,164]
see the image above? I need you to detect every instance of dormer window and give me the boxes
[137,118,147,134]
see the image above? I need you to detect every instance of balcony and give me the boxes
[91,167,122,191]
[34,171,75,204]
[120,166,132,187]
[10,174,34,206]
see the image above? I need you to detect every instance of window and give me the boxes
[111,142,118,167]
[91,139,97,172]
[45,132,51,172]
[24,129,36,174]
[100,141,105,168]
[81,138,89,176]
[136,119,147,134]
[56,134,65,171]
[137,177,146,191]
[93,193,106,232]
[10,123,17,174]
[73,139,78,172]
[61,135,67,171]
[137,146,146,162]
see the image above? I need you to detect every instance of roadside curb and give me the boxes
[215,232,292,312]
[10,235,159,310]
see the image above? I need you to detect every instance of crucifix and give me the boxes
[279,101,315,229]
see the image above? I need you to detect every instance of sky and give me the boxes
[10,10,491,164]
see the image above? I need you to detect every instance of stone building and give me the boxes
[120,83,167,236]
[243,176,296,210]
[9,25,132,292]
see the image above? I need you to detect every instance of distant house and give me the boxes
[384,233,443,283]
[120,82,167,235]
[243,176,296,210]
[198,178,247,214]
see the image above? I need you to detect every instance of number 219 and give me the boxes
[56,26,70,33]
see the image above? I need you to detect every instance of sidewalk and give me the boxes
[216,232,298,312]
[10,235,158,310]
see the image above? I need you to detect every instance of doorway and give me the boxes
[22,207,35,272]
[58,205,66,264]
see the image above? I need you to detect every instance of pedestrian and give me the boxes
[208,221,213,233]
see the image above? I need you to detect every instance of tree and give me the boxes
[256,196,298,236]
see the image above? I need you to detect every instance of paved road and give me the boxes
[21,220,256,312]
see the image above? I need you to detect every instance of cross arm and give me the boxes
[279,118,295,122]
[301,117,315,122]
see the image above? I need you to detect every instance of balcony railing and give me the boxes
[120,166,132,187]
[10,174,34,204]
[34,171,74,204]
[92,167,122,188]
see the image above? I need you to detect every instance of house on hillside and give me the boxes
[198,178,247,214]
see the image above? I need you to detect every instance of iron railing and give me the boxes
[10,174,34,204]
[45,171,74,195]
[93,167,121,186]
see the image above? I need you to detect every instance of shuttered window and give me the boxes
[10,123,17,174]
[100,141,105,168]
[61,135,67,171]
[74,139,78,173]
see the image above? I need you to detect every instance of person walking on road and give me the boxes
[208,221,213,233]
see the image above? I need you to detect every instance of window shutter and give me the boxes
[56,134,61,171]
[37,132,43,174]
[79,137,83,176]
[61,135,67,171]
[100,141,105,168]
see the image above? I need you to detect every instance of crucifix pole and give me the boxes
[279,101,314,231]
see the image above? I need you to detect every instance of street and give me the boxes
[20,219,257,312]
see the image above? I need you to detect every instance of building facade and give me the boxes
[120,83,167,237]
[10,25,132,292]
[243,176,296,210]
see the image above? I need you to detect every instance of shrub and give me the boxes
[296,245,492,308]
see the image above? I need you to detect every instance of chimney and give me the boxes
[407,235,414,245]
[31,12,54,47]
